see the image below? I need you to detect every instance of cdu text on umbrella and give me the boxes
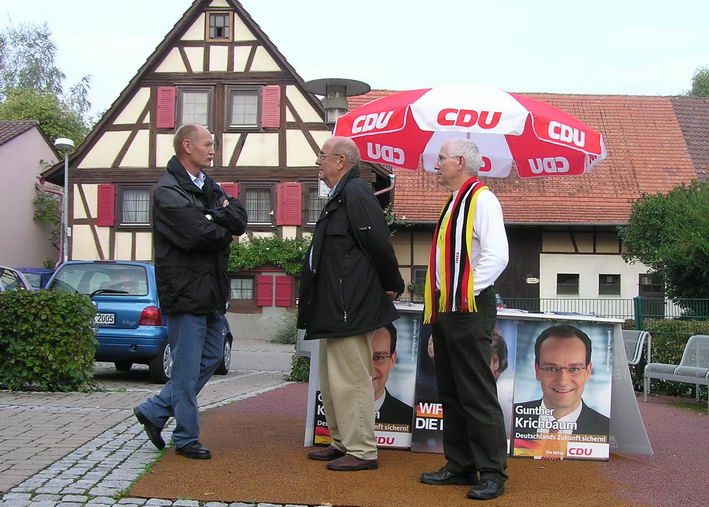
[351,111,395,133]
[366,142,405,165]
[548,121,586,147]
[436,109,502,129]
[528,156,569,175]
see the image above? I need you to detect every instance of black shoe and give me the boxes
[420,467,477,486]
[133,407,165,450]
[467,479,505,500]
[176,441,211,460]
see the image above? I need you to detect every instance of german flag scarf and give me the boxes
[423,177,487,324]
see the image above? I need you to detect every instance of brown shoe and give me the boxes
[326,453,378,471]
[307,446,346,461]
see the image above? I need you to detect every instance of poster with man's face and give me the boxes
[410,318,518,453]
[512,321,613,461]
[311,314,418,449]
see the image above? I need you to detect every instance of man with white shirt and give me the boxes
[513,324,609,436]
[419,139,509,501]
[134,124,247,460]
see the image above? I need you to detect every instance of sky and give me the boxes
[2,0,708,118]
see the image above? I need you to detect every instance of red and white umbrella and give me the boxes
[334,85,606,177]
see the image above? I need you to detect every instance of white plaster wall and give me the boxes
[75,184,97,219]
[72,225,109,260]
[0,128,59,266]
[286,130,317,166]
[233,46,249,72]
[209,45,229,72]
[156,134,176,167]
[238,133,278,166]
[235,16,256,41]
[114,88,150,124]
[114,232,133,260]
[78,131,130,169]
[285,86,322,122]
[184,46,204,72]
[121,130,150,167]
[250,46,279,71]
[135,232,152,261]
[539,253,653,299]
[227,306,296,342]
[154,48,187,73]
[180,14,205,41]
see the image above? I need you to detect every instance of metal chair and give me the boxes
[623,329,651,366]
[644,335,709,411]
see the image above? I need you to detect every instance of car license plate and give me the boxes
[95,313,115,325]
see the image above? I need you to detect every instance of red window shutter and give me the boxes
[221,182,239,199]
[275,276,293,307]
[276,182,302,226]
[96,184,116,226]
[260,85,281,128]
[256,275,273,306]
[156,86,176,129]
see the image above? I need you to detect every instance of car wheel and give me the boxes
[114,361,133,372]
[215,337,232,375]
[148,340,172,384]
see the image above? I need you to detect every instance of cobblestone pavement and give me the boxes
[0,338,321,506]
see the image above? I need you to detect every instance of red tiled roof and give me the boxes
[671,96,709,182]
[346,91,701,224]
[0,120,37,147]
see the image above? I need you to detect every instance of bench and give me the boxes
[623,330,652,366]
[644,334,709,411]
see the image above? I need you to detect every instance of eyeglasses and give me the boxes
[437,153,462,164]
[373,353,392,362]
[538,365,588,376]
[317,151,343,161]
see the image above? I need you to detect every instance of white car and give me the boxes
[0,265,33,292]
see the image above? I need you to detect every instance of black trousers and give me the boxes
[431,288,508,483]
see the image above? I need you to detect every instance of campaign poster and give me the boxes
[511,320,613,461]
[410,318,518,453]
[311,313,419,449]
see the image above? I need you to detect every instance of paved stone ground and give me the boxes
[0,338,322,506]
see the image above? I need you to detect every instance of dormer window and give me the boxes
[207,12,232,41]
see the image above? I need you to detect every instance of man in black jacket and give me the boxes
[134,124,247,460]
[300,137,404,471]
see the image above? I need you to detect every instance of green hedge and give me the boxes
[0,290,96,391]
[640,319,709,397]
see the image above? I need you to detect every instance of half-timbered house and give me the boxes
[41,0,392,336]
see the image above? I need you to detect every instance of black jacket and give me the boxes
[298,167,404,339]
[153,156,247,315]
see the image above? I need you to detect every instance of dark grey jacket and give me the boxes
[297,167,404,339]
[153,156,247,314]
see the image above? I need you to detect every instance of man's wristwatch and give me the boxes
[205,214,213,221]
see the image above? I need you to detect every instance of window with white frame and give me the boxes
[243,184,273,225]
[118,186,151,227]
[230,277,254,300]
[177,87,213,128]
[226,87,259,128]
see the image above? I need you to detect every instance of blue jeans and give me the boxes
[138,312,223,448]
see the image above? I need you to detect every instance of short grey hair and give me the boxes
[447,138,482,175]
[331,137,360,167]
[173,124,201,154]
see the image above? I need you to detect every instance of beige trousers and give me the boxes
[318,332,377,460]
